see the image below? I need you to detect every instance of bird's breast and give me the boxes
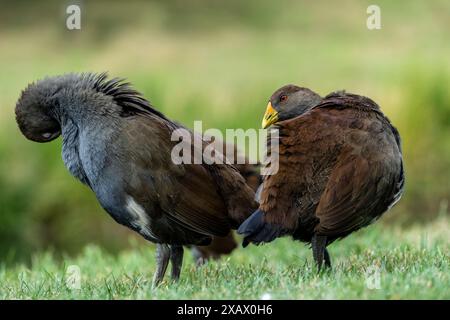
[61,124,90,186]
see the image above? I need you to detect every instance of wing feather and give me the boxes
[120,114,256,237]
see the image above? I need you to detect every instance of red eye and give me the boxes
[280,95,288,102]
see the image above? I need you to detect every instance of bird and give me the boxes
[191,150,262,264]
[238,85,404,269]
[15,72,258,285]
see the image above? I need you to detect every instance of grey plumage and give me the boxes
[15,72,258,285]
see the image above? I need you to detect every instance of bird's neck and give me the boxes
[61,118,90,186]
[60,115,118,189]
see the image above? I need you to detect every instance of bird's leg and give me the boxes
[311,234,329,271]
[324,248,332,269]
[191,247,207,267]
[152,244,170,288]
[169,245,184,281]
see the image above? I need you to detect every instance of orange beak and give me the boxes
[262,102,279,129]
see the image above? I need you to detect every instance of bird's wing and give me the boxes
[192,139,259,260]
[119,115,232,237]
[311,93,404,237]
[201,135,261,217]
[219,139,262,192]
[313,142,400,238]
[119,114,257,237]
[201,161,258,227]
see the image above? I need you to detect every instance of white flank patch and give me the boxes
[126,196,156,240]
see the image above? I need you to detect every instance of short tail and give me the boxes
[237,209,284,247]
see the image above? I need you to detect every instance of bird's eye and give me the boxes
[279,95,288,102]
[41,132,52,139]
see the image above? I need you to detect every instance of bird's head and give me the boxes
[261,84,322,128]
[15,77,64,143]
[16,73,163,143]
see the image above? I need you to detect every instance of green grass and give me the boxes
[1,216,448,300]
[0,1,449,299]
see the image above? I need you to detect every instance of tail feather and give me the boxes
[237,209,284,247]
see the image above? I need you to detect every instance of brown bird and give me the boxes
[15,73,258,285]
[238,85,404,269]
[192,150,261,264]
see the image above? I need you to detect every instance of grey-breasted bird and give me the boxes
[15,73,258,286]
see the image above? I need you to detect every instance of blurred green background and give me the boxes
[0,0,449,262]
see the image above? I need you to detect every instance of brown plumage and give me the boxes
[238,85,404,269]
[192,150,261,263]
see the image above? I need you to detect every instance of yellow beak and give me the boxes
[262,102,279,129]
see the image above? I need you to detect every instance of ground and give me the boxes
[1,216,448,299]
